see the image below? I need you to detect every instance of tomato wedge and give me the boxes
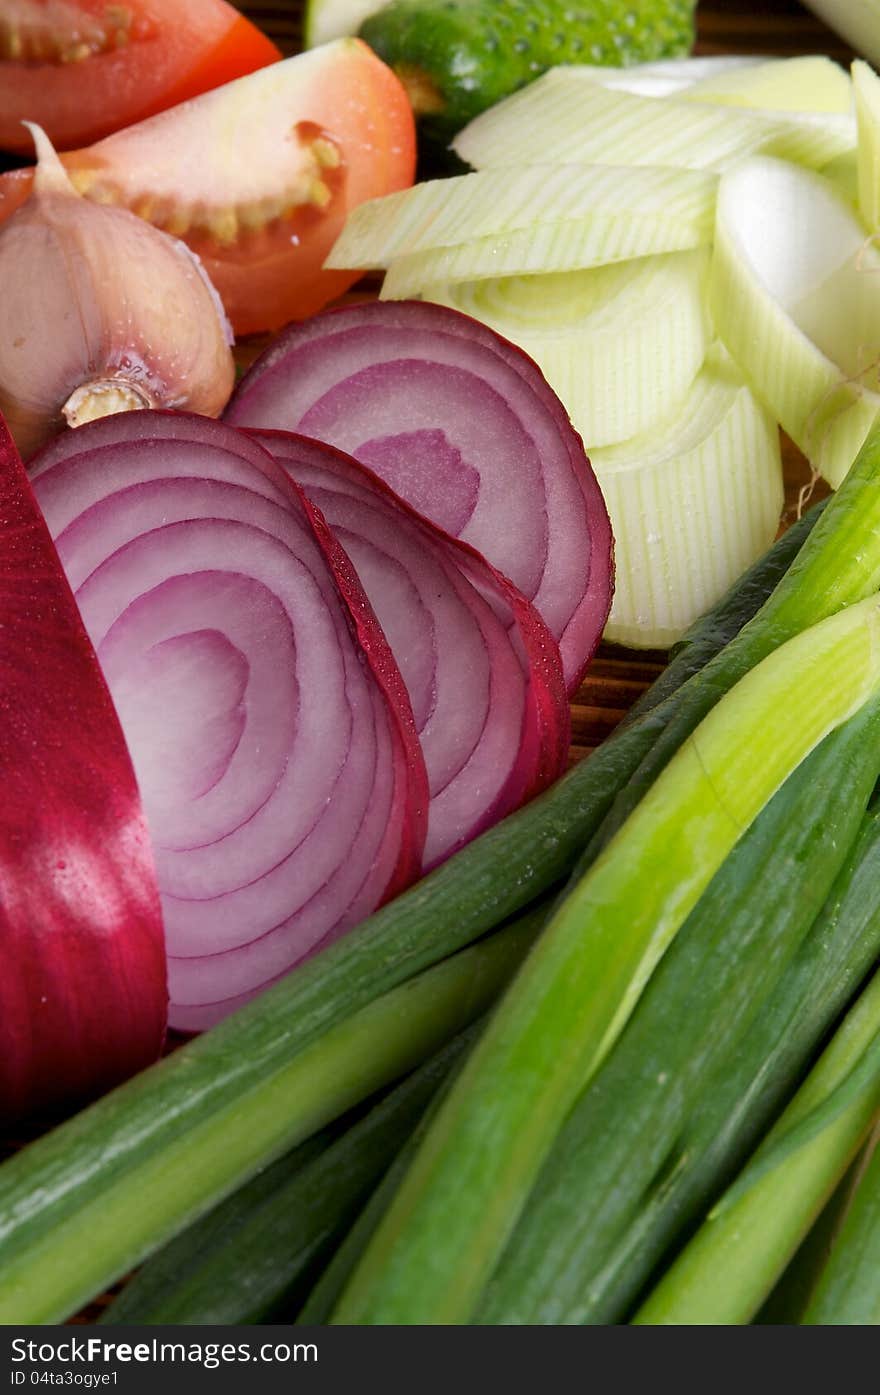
[0,39,416,334]
[0,0,281,154]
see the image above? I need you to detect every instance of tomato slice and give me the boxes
[0,0,281,153]
[0,39,416,335]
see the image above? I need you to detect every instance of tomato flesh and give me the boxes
[0,0,281,152]
[0,39,416,335]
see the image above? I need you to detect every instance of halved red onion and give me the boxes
[224,300,614,693]
[29,412,427,1032]
[250,429,570,868]
[0,412,165,1120]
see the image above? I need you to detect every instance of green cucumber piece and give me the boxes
[466,694,880,1321]
[101,1027,477,1325]
[359,0,698,147]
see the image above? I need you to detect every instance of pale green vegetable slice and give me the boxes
[853,60,880,229]
[552,56,762,100]
[802,0,880,69]
[303,0,386,46]
[821,150,860,206]
[425,251,709,448]
[453,70,855,173]
[592,349,783,649]
[711,154,880,488]
[683,55,852,113]
[327,164,718,271]
[373,171,717,297]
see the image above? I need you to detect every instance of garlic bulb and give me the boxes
[0,125,235,459]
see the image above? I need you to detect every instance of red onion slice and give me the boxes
[224,300,614,693]
[0,412,165,1120]
[249,429,570,868]
[29,413,427,1031]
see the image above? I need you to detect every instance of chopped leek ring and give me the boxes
[854,60,880,230]
[683,55,853,114]
[328,164,718,273]
[426,251,709,448]
[453,70,855,174]
[592,349,783,649]
[711,155,880,488]
[553,56,763,100]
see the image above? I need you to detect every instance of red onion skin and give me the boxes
[0,412,166,1122]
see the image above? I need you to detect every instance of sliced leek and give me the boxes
[425,251,709,448]
[554,55,762,100]
[327,164,718,274]
[854,60,880,230]
[683,55,853,114]
[593,349,783,649]
[332,595,880,1325]
[453,71,855,174]
[802,0,880,69]
[711,155,880,488]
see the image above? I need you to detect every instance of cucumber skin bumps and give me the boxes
[359,0,698,147]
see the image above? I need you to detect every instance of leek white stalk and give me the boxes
[711,155,880,487]
[593,349,783,648]
[802,0,880,69]
[426,251,709,448]
[328,164,718,275]
[333,594,880,1324]
[854,60,880,230]
[453,70,856,174]
[683,54,853,113]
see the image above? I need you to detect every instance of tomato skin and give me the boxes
[0,40,416,336]
[0,0,281,153]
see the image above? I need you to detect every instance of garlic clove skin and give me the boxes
[0,124,235,460]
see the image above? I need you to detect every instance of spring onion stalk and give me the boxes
[479,721,880,1323]
[757,1149,869,1323]
[591,347,782,648]
[331,596,880,1324]
[634,970,880,1325]
[101,1027,478,1325]
[427,252,709,449]
[590,420,880,855]
[802,0,880,69]
[711,155,880,488]
[0,912,539,1324]
[801,1130,880,1324]
[452,69,855,173]
[854,60,880,231]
